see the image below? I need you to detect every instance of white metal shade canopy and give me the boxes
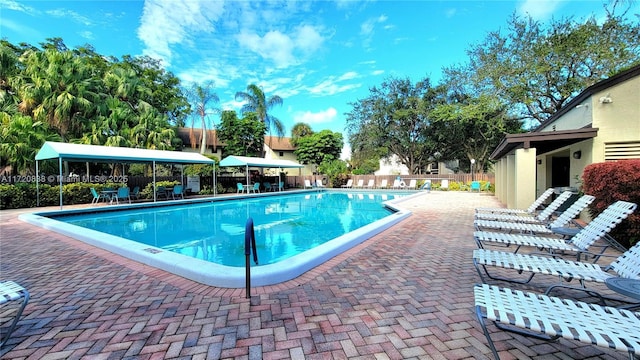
[35,141,215,208]
[218,155,304,188]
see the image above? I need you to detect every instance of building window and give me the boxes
[279,151,284,157]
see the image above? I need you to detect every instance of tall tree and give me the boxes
[0,113,61,174]
[185,81,219,154]
[235,84,284,154]
[293,130,344,170]
[17,48,100,141]
[217,110,266,156]
[430,91,523,173]
[457,10,640,125]
[346,76,440,175]
[290,122,313,145]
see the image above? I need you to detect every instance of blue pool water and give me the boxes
[52,192,405,267]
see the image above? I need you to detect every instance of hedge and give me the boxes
[582,160,640,247]
[1,182,120,209]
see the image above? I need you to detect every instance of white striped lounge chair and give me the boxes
[474,201,637,260]
[475,188,555,215]
[0,281,30,347]
[474,284,640,360]
[475,191,574,223]
[473,239,640,291]
[474,194,595,234]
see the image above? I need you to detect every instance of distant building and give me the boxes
[375,154,456,176]
[175,128,314,175]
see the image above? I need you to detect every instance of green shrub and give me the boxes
[141,181,179,199]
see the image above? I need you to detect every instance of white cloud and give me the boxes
[337,71,358,81]
[305,71,362,96]
[372,70,384,76]
[360,14,390,49]
[308,78,361,96]
[0,0,35,13]
[237,30,295,68]
[137,0,224,66]
[236,24,325,68]
[78,31,94,40]
[517,0,561,20]
[47,9,93,26]
[293,107,338,125]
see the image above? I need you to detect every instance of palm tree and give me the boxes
[17,49,99,141]
[235,84,284,154]
[291,122,313,145]
[0,113,60,174]
[186,81,219,154]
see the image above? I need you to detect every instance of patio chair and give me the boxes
[474,191,574,223]
[408,179,417,189]
[341,179,353,188]
[115,187,131,204]
[316,179,326,188]
[378,179,388,189]
[470,181,481,192]
[392,179,402,189]
[278,181,285,191]
[156,186,168,200]
[304,179,313,189]
[482,182,491,192]
[0,281,30,348]
[131,186,140,200]
[354,179,364,188]
[236,183,245,194]
[249,182,260,193]
[472,239,640,292]
[90,187,109,204]
[263,182,273,192]
[475,187,555,215]
[440,179,449,190]
[474,201,637,261]
[172,185,184,200]
[474,194,595,234]
[420,180,432,191]
[474,283,640,360]
[365,179,375,189]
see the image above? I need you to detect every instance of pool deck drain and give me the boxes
[0,191,629,359]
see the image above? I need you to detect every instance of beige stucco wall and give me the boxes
[539,102,593,132]
[590,78,640,162]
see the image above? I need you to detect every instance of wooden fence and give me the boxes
[107,173,494,193]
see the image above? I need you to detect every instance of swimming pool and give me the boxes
[20,190,416,287]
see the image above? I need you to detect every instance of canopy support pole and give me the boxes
[58,157,63,209]
[36,161,40,206]
[153,160,157,202]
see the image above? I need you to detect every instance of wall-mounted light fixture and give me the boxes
[537,159,542,165]
[572,150,582,159]
[599,93,613,104]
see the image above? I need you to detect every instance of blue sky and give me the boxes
[1,0,624,145]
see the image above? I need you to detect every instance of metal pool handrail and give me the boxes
[245,218,259,299]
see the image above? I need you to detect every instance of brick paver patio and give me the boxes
[0,192,631,359]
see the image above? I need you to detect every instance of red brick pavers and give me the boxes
[0,192,630,359]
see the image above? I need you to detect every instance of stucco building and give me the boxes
[490,64,640,210]
[175,128,314,175]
